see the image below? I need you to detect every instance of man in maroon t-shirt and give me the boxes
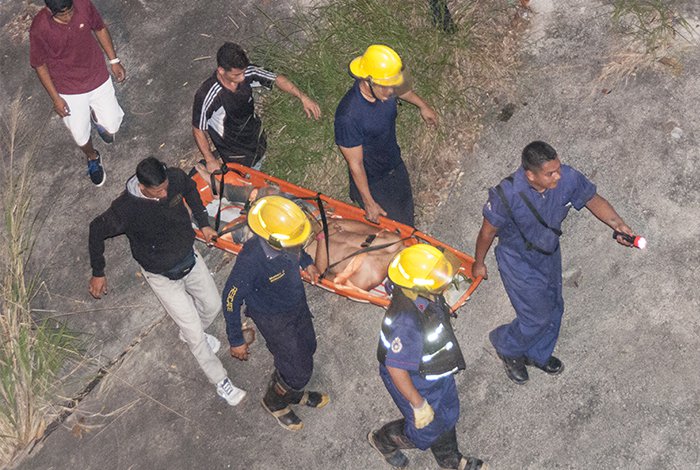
[30,0,126,187]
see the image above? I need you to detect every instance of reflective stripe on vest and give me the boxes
[377,289,466,380]
[425,367,459,381]
[422,341,453,363]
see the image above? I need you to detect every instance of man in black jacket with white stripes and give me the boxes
[192,42,321,173]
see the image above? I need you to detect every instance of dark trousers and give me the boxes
[248,302,316,390]
[490,244,564,365]
[429,0,456,33]
[349,162,415,227]
[218,131,267,168]
[374,419,463,469]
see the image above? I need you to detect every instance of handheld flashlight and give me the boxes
[612,231,647,249]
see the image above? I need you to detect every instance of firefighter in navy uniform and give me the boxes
[368,244,487,470]
[222,196,329,431]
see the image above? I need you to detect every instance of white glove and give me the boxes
[412,399,435,429]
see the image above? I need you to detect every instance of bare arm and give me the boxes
[34,64,70,117]
[398,90,438,126]
[585,194,634,246]
[314,235,329,273]
[94,27,125,82]
[337,144,386,223]
[274,74,321,120]
[192,126,222,173]
[387,365,434,428]
[472,217,498,279]
[386,366,424,407]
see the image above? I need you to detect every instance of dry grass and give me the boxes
[596,0,697,89]
[406,0,527,222]
[0,97,80,467]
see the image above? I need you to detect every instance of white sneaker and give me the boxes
[178,332,220,354]
[216,377,246,406]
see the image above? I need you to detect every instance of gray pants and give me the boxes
[142,250,227,384]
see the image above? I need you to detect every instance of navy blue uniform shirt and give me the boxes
[334,80,402,183]
[222,236,313,346]
[381,297,457,394]
[484,165,596,255]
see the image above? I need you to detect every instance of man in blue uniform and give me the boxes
[369,244,487,470]
[222,196,329,430]
[472,141,635,384]
[335,44,438,227]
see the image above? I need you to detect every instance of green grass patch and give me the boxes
[249,0,521,201]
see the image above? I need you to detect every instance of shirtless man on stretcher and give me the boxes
[306,218,402,292]
[194,164,403,293]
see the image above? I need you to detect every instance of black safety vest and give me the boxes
[377,289,466,380]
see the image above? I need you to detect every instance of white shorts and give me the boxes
[60,78,124,146]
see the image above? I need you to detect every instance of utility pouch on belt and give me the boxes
[161,251,196,280]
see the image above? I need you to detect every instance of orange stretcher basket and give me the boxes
[191,163,482,312]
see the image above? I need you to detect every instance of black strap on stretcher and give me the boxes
[208,163,254,233]
[316,194,331,277]
[215,217,247,238]
[322,231,416,279]
[494,176,562,256]
[297,193,331,280]
[209,165,229,232]
[298,193,415,280]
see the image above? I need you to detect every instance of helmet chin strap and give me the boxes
[400,287,438,302]
[267,236,284,250]
[367,79,380,101]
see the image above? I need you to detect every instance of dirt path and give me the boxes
[439,0,700,468]
[2,0,699,469]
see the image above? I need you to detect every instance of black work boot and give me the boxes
[497,353,529,384]
[431,428,488,469]
[367,431,409,468]
[458,456,488,470]
[291,389,330,408]
[261,374,303,431]
[431,427,461,468]
[525,355,564,375]
[367,419,415,468]
[278,373,330,409]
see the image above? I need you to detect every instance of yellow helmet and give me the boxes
[247,196,312,248]
[349,44,404,87]
[388,244,455,293]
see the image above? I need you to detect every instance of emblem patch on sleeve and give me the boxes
[391,337,402,353]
